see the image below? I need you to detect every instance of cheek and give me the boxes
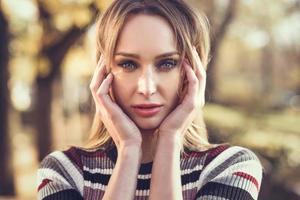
[159,70,181,104]
[112,75,134,103]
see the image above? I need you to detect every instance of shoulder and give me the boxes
[37,146,108,199]
[41,145,108,167]
[39,145,108,172]
[204,145,263,181]
[37,147,86,198]
[39,146,83,173]
[196,145,263,200]
[204,145,262,167]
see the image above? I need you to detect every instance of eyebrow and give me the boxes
[114,51,179,59]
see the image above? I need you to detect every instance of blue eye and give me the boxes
[158,59,178,71]
[117,59,178,72]
[117,60,137,71]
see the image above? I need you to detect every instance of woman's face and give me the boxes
[110,14,182,131]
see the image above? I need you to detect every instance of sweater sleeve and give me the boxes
[37,151,84,200]
[195,146,263,200]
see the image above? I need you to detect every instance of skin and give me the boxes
[111,14,182,163]
[89,14,206,199]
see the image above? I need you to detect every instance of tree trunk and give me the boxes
[35,2,99,161]
[0,5,15,196]
[260,44,273,103]
[36,77,53,161]
[206,0,238,103]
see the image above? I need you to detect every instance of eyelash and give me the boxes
[117,59,178,72]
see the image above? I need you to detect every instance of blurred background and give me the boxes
[0,0,299,199]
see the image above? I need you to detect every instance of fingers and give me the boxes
[90,55,117,115]
[191,46,206,80]
[191,46,206,107]
[90,55,106,94]
[94,72,120,146]
[182,46,206,108]
[182,60,198,110]
[98,73,113,95]
[96,73,115,111]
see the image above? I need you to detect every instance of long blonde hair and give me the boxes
[85,0,214,153]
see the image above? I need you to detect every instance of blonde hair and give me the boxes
[85,0,214,153]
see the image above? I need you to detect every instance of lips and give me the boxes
[131,103,163,117]
[132,103,162,108]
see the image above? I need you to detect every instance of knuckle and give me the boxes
[191,101,197,109]
[95,109,103,117]
[89,83,97,92]
[185,102,195,112]
[199,97,205,107]
[96,93,106,104]
[108,112,118,121]
[199,72,206,80]
[190,78,198,85]
[89,83,93,90]
[200,101,205,107]
[96,89,105,98]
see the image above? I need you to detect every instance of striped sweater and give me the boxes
[37,144,263,200]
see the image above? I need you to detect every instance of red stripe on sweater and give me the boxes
[38,178,52,191]
[233,171,259,190]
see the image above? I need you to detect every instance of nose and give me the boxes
[137,67,157,98]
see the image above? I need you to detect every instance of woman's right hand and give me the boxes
[89,55,142,151]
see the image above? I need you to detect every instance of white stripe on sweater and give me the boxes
[182,182,196,191]
[83,166,152,179]
[197,195,229,200]
[84,180,152,196]
[83,166,113,175]
[214,159,262,184]
[197,146,246,190]
[37,168,71,187]
[51,151,84,195]
[181,163,204,175]
[82,163,203,180]
[37,168,72,198]
[85,180,197,194]
[211,159,262,199]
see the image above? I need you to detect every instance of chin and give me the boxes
[134,117,163,131]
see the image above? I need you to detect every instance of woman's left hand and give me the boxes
[158,47,206,139]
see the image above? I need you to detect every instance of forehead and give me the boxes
[115,14,177,55]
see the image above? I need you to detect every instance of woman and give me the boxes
[37,0,263,199]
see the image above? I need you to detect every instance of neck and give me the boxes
[140,129,158,164]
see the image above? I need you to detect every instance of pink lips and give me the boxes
[131,103,163,117]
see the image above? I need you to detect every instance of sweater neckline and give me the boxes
[105,143,230,172]
[141,160,153,166]
[106,145,153,174]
